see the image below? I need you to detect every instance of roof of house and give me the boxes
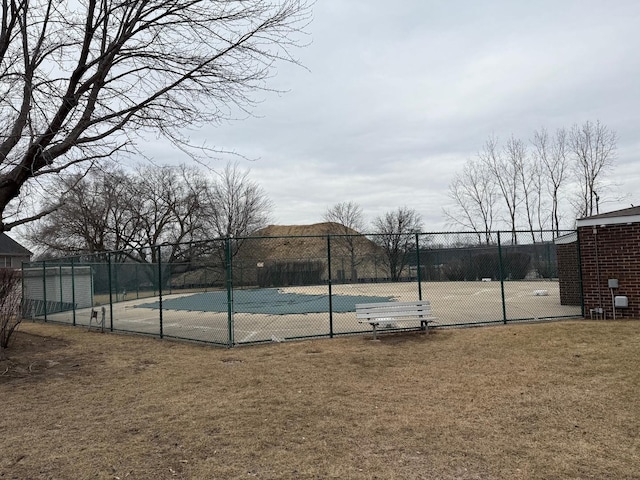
[577,206,640,227]
[0,233,32,256]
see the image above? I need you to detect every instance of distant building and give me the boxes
[0,233,32,268]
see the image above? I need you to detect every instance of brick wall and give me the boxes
[578,223,640,319]
[557,241,581,306]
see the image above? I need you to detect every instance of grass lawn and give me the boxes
[1,320,639,479]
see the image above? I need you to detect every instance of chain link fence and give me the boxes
[22,230,582,346]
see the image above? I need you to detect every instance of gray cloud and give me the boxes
[150,0,640,229]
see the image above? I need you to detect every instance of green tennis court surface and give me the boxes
[135,288,393,315]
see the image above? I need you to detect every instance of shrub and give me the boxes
[503,252,531,280]
[442,260,467,281]
[0,269,23,356]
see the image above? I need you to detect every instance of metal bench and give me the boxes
[356,301,437,340]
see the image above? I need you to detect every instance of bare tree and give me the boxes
[532,127,569,236]
[24,168,140,256]
[480,135,521,244]
[133,165,211,263]
[0,0,311,231]
[529,152,548,240]
[323,201,365,281]
[508,136,539,242]
[372,207,422,281]
[27,162,272,267]
[25,164,212,262]
[205,163,272,239]
[444,158,496,244]
[569,120,617,217]
[204,162,273,265]
[324,201,365,233]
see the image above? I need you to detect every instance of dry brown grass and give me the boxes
[1,320,639,480]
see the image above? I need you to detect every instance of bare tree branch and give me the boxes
[479,135,521,244]
[324,201,366,281]
[532,127,569,237]
[569,120,617,217]
[444,157,496,244]
[0,0,311,231]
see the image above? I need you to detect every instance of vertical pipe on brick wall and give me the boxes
[415,233,423,300]
[497,232,507,324]
[576,230,585,317]
[593,227,603,314]
[327,235,334,338]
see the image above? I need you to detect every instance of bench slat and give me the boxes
[356,310,433,319]
[356,301,430,309]
[358,318,435,324]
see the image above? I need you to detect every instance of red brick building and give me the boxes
[575,206,640,319]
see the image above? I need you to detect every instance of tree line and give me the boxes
[26,163,272,265]
[28,182,424,285]
[444,120,618,244]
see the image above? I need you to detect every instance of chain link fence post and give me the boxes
[58,264,63,309]
[158,245,163,339]
[225,238,234,347]
[415,233,423,300]
[71,257,76,326]
[327,235,333,338]
[497,231,507,324]
[21,261,25,320]
[108,252,114,331]
[42,260,47,322]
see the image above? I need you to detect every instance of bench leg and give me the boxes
[420,320,430,334]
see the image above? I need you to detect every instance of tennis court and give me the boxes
[38,280,581,345]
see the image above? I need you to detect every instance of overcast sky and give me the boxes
[150,0,640,230]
